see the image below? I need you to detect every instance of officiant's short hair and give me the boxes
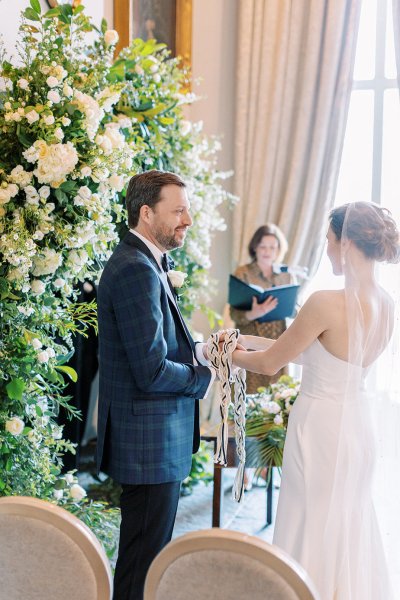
[126,170,186,228]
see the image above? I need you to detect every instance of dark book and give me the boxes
[228,274,300,322]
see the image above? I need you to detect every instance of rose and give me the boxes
[274,414,284,425]
[168,270,187,288]
[17,78,29,90]
[47,90,61,104]
[104,29,119,46]
[31,338,42,350]
[70,484,87,501]
[31,279,46,295]
[37,350,50,363]
[5,417,25,436]
[265,401,281,415]
[25,110,39,124]
[53,489,63,501]
[46,76,59,88]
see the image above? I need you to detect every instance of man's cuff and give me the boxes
[203,367,216,399]
[195,342,210,366]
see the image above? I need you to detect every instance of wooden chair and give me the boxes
[144,528,319,600]
[0,496,112,600]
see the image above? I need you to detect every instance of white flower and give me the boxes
[0,189,11,205]
[153,73,161,83]
[70,483,87,501]
[46,75,59,88]
[23,145,39,163]
[25,109,39,124]
[274,414,284,425]
[47,347,56,358]
[63,83,73,97]
[37,350,50,363]
[108,174,125,192]
[17,78,29,90]
[53,489,64,501]
[135,65,144,76]
[280,388,295,399]
[265,401,281,415]
[33,140,79,187]
[54,127,64,140]
[61,116,71,126]
[31,338,42,350]
[47,89,61,104]
[180,120,191,136]
[80,166,92,177]
[5,417,25,436]
[10,165,32,187]
[53,277,66,289]
[104,29,119,46]
[64,473,75,484]
[17,305,35,316]
[38,185,50,199]
[30,279,46,295]
[33,247,63,276]
[168,270,187,288]
[0,77,12,92]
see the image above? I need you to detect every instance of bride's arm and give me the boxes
[233,291,332,376]
[239,335,275,351]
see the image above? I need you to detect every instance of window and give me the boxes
[306,0,399,297]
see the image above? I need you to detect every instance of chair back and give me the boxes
[0,496,112,600]
[144,528,319,600]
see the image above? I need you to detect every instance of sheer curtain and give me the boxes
[393,0,400,88]
[233,0,361,276]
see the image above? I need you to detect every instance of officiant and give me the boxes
[229,224,294,392]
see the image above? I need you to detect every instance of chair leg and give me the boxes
[266,468,273,526]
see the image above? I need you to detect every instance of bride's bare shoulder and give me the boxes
[306,289,345,308]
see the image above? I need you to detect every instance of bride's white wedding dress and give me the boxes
[273,338,393,600]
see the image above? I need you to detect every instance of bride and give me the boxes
[231,202,400,600]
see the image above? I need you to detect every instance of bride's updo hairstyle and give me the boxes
[329,201,400,263]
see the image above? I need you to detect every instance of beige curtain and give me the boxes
[394,1,400,89]
[233,0,361,276]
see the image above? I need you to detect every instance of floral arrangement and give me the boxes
[244,376,300,471]
[107,37,235,319]
[0,0,233,551]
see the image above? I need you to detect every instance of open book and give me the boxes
[228,274,300,323]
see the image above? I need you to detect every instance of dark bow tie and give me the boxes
[161,253,175,273]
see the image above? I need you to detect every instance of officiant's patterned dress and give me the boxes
[229,261,293,393]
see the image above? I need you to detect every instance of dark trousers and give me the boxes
[113,481,181,600]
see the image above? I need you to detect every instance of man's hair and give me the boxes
[126,170,186,228]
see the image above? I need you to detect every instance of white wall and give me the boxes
[190,0,238,332]
[0,0,112,58]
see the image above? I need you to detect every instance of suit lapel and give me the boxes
[123,232,194,352]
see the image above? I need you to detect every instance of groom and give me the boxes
[97,170,214,600]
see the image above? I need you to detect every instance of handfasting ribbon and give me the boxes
[207,329,247,502]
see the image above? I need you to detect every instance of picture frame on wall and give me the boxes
[113,0,192,74]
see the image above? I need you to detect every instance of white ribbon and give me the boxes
[207,329,247,502]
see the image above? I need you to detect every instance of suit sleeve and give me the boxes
[109,260,211,397]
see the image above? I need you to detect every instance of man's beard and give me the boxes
[154,226,185,250]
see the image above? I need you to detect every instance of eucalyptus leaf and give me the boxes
[55,365,78,383]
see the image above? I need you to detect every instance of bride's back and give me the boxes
[318,285,394,367]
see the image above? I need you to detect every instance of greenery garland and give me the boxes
[0,1,232,553]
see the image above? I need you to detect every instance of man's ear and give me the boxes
[139,204,152,224]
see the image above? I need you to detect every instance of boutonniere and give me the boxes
[168,270,188,289]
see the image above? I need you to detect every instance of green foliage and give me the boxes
[243,376,300,473]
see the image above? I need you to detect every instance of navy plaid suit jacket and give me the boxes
[96,232,212,484]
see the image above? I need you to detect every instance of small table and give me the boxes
[201,427,274,528]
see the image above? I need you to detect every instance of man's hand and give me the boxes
[245,295,278,321]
